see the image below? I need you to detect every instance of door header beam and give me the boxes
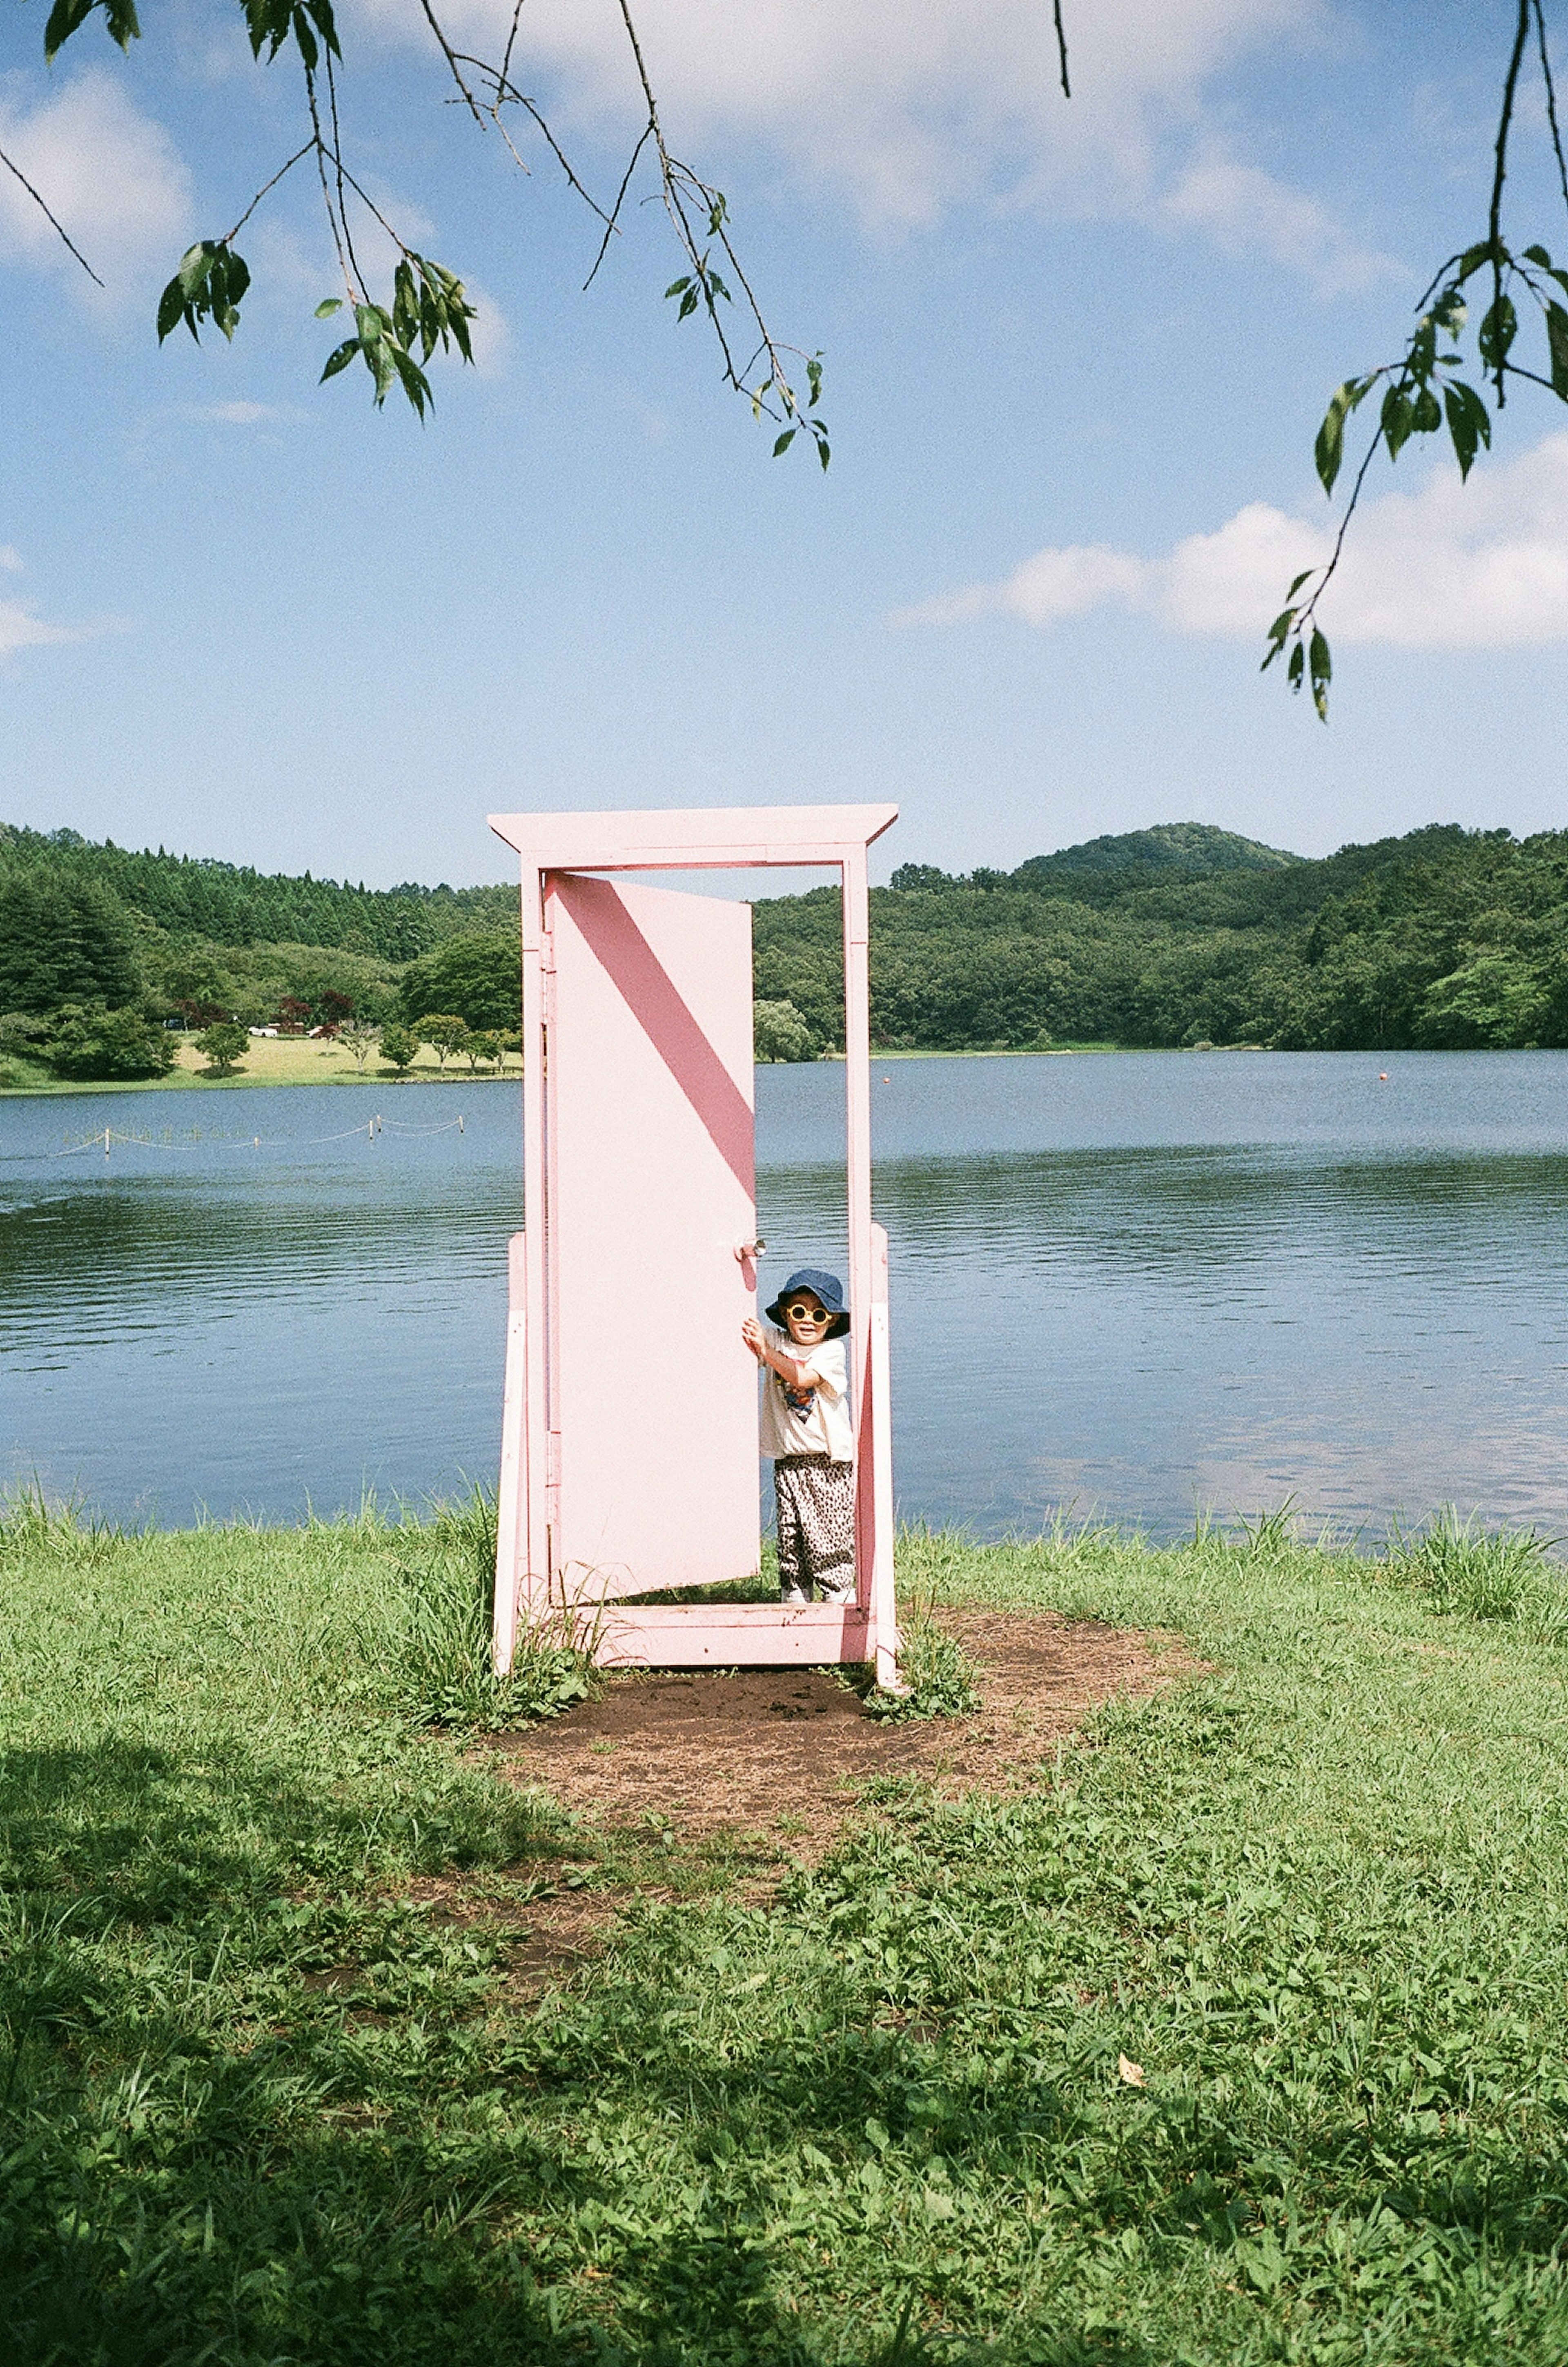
[488,803,898,874]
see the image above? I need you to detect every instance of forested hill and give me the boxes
[0,821,514,959]
[9,813,1568,1058]
[756,821,1568,1052]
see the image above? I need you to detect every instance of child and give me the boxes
[742,1267,856,1607]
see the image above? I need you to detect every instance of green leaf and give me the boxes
[156,276,187,344]
[1525,244,1555,268]
[773,429,796,457]
[1443,380,1491,479]
[1381,386,1414,462]
[1309,628,1332,722]
[1412,386,1441,433]
[1548,303,1568,401]
[1477,293,1518,372]
[314,298,343,319]
[677,287,698,321]
[1457,241,1495,280]
[43,0,94,60]
[1430,286,1468,339]
[664,277,691,300]
[1314,379,1371,497]
[815,430,831,470]
[390,345,434,419]
[1287,641,1305,686]
[44,0,139,60]
[155,241,248,348]
[1287,570,1313,598]
[303,0,341,59]
[320,338,359,383]
[178,241,216,299]
[241,0,298,59]
[1265,607,1298,645]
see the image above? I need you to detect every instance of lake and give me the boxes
[4,1051,1568,1541]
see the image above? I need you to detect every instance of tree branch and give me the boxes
[0,144,102,286]
[1488,0,1532,404]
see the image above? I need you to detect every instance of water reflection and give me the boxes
[5,1057,1568,1536]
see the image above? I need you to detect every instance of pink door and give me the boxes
[542,872,760,1599]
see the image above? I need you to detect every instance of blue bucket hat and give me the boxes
[766,1266,850,1339]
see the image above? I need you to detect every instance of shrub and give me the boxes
[754,997,817,1061]
[378,1021,419,1072]
[44,1003,176,1081]
[415,1012,469,1070]
[194,1021,249,1077]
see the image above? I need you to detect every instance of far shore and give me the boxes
[0,1037,1168,1097]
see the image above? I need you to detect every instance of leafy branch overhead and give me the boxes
[1269,0,1568,718]
[26,0,830,457]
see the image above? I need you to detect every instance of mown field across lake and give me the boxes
[5,1502,1568,2364]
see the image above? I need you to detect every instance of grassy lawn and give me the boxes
[4,1505,1568,2363]
[162,1037,514,1089]
[0,1036,514,1096]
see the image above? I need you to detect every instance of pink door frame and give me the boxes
[488,803,900,1689]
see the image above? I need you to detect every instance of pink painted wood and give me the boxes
[545,873,759,1600]
[490,802,900,1689]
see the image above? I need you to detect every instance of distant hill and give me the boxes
[1011,822,1304,884]
[0,821,515,961]
[9,811,1568,1061]
[755,820,1568,1054]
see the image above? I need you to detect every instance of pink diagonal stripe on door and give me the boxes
[558,872,755,1200]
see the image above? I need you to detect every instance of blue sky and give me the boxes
[0,0,1564,888]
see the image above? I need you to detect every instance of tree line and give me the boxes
[754,821,1568,1056]
[0,823,514,961]
[9,815,1568,1084]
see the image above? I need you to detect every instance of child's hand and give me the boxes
[741,1315,766,1360]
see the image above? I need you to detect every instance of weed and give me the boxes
[385,1489,595,1728]
[1385,1504,1568,1631]
[0,1482,122,1567]
[868,1614,984,1722]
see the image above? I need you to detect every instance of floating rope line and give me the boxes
[44,1112,466,1158]
[49,1126,266,1158]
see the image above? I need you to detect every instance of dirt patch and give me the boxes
[478,1611,1190,1861]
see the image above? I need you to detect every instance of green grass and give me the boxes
[6,1501,1568,2361]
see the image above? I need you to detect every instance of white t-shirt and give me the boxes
[758,1325,853,1463]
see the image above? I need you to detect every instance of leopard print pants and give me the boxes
[774,1453,856,1602]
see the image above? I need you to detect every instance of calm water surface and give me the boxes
[4,1051,1568,1538]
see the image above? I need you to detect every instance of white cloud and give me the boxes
[892,432,1568,651]
[0,71,189,294]
[178,401,308,427]
[902,542,1148,629]
[0,600,95,658]
[0,545,22,573]
[343,0,1367,284]
[1160,157,1399,295]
